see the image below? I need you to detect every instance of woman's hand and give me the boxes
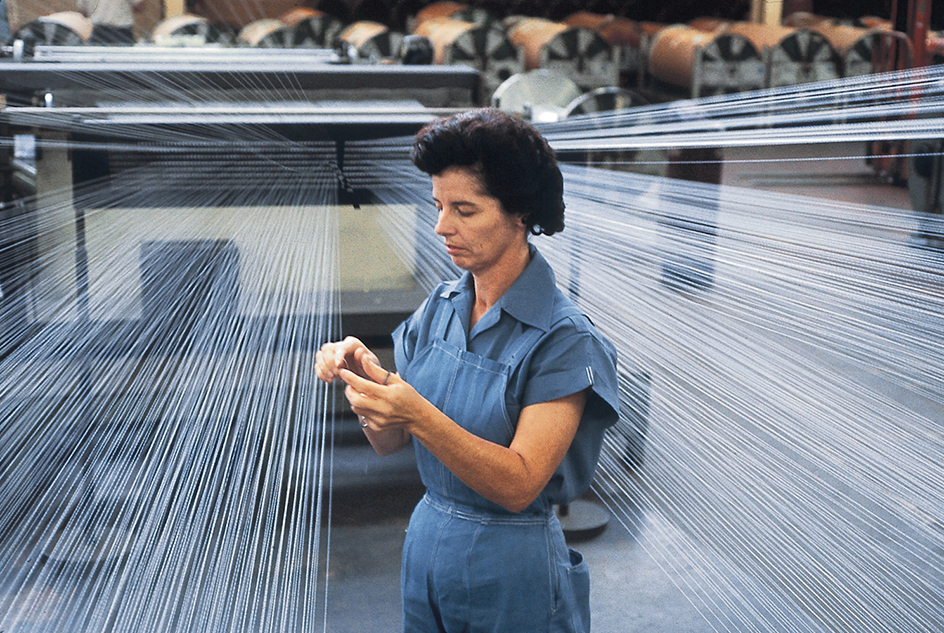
[315,336,379,384]
[339,359,419,431]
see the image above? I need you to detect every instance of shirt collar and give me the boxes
[440,244,558,332]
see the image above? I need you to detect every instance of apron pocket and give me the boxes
[566,548,591,632]
[553,547,591,632]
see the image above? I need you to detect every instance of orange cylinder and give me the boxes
[280,8,325,27]
[238,19,285,46]
[564,11,641,48]
[647,25,715,88]
[152,14,207,39]
[507,18,570,70]
[811,23,872,56]
[688,17,732,33]
[339,20,389,48]
[40,11,94,41]
[782,12,835,28]
[412,1,468,30]
[725,22,797,49]
[413,17,478,65]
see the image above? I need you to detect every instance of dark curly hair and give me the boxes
[410,108,565,236]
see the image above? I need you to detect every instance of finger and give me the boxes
[339,368,376,396]
[360,357,391,385]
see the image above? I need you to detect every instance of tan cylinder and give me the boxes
[339,21,389,49]
[725,22,797,49]
[238,19,285,47]
[647,25,715,88]
[638,22,669,38]
[782,12,835,28]
[688,17,732,33]
[507,18,570,70]
[564,11,641,48]
[812,23,872,55]
[413,17,478,65]
[562,11,611,31]
[39,11,94,41]
[280,8,325,27]
[152,14,207,39]
[859,16,892,30]
[412,1,468,30]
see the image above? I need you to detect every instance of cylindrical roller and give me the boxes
[449,6,497,29]
[339,21,404,62]
[238,19,292,48]
[812,23,881,77]
[647,25,715,89]
[564,12,643,74]
[14,12,92,45]
[491,69,581,121]
[688,17,732,33]
[782,12,835,28]
[857,16,892,30]
[727,22,839,87]
[638,22,670,39]
[507,18,616,90]
[411,1,468,30]
[151,14,236,46]
[281,8,344,48]
[649,25,765,96]
[413,17,521,93]
[696,30,765,96]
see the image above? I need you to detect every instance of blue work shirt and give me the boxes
[393,245,620,506]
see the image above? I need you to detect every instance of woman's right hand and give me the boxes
[315,336,379,384]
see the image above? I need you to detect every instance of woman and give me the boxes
[316,108,619,632]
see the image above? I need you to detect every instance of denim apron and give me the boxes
[400,303,591,633]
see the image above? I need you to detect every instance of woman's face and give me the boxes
[432,166,528,276]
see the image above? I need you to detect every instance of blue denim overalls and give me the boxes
[400,302,591,633]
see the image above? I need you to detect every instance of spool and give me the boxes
[338,21,404,63]
[238,19,292,48]
[413,17,521,94]
[811,23,881,77]
[648,25,765,97]
[151,14,236,46]
[564,12,644,76]
[782,12,836,28]
[726,22,840,87]
[280,8,344,48]
[491,69,581,122]
[688,17,733,33]
[412,1,468,29]
[448,6,497,29]
[857,16,892,30]
[13,11,93,46]
[506,18,617,91]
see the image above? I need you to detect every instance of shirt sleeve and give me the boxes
[519,316,621,506]
[520,320,620,425]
